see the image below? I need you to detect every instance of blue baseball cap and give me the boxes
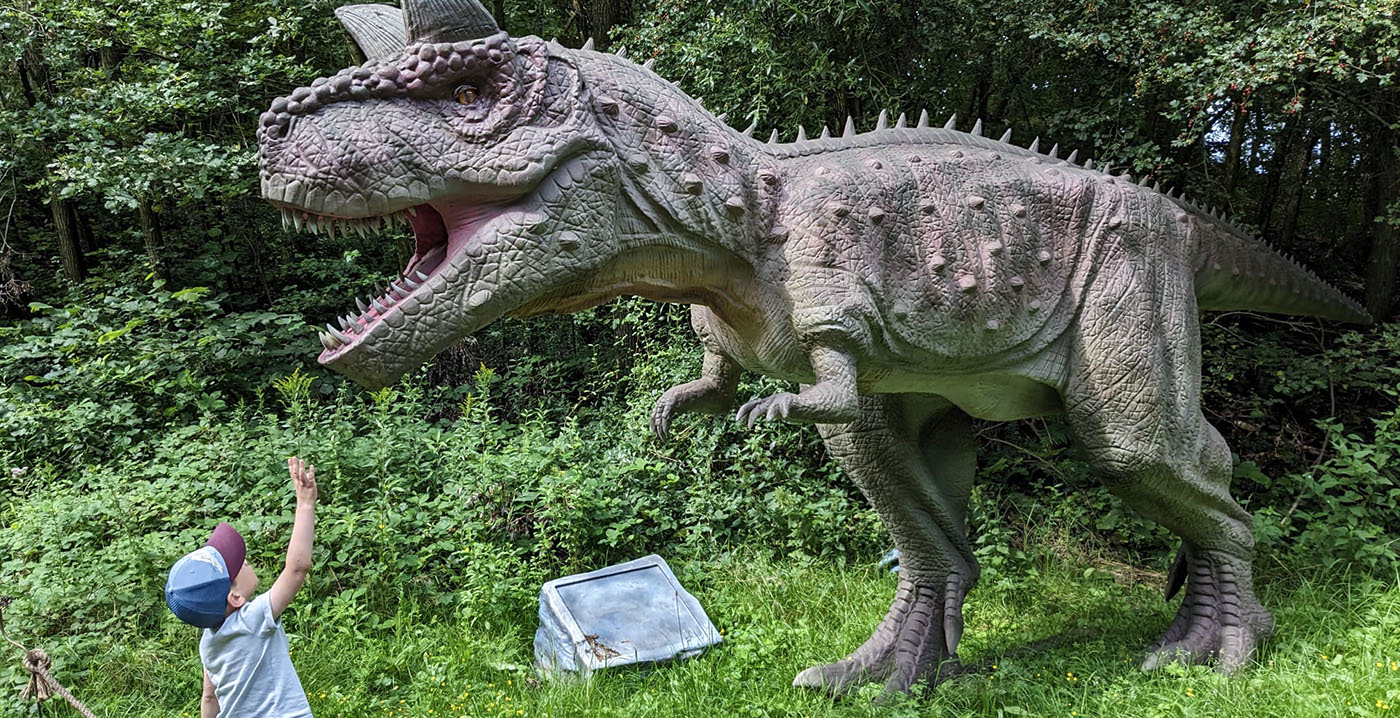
[165,523,246,628]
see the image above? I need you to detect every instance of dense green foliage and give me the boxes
[0,0,1398,712]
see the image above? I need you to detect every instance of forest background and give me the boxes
[1,0,1399,715]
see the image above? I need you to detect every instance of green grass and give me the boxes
[36,552,1400,718]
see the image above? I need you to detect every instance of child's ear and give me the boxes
[227,590,248,611]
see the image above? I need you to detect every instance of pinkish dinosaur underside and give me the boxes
[256,0,1370,697]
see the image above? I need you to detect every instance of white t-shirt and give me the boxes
[200,593,312,718]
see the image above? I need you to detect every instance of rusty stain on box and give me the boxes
[534,554,721,676]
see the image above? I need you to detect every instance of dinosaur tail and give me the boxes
[1193,221,1372,324]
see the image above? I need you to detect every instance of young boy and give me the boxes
[164,457,318,718]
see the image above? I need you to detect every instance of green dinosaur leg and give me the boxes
[1064,308,1274,672]
[650,348,741,440]
[793,394,979,697]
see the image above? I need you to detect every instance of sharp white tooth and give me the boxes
[402,277,420,290]
[375,283,385,296]
[356,297,368,313]
[372,298,388,312]
[293,213,304,232]
[320,332,338,350]
[338,315,352,330]
[405,206,418,218]
[415,271,428,281]
[326,324,351,343]
[326,220,336,240]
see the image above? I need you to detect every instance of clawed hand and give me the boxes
[735,392,800,427]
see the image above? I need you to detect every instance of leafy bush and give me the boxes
[1253,385,1400,571]
[0,277,315,467]
[0,351,884,656]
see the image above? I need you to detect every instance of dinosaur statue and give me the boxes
[256,0,1371,696]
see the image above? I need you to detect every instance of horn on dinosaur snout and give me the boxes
[334,4,407,61]
[403,0,500,44]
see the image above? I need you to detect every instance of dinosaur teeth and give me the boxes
[320,332,338,350]
[415,271,428,281]
[356,297,368,313]
[372,298,389,313]
[326,324,350,344]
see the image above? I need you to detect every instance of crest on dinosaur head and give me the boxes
[257,0,653,388]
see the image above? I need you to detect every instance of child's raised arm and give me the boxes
[268,456,317,619]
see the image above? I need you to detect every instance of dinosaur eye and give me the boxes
[454,84,480,105]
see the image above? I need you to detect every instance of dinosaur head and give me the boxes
[257,0,627,388]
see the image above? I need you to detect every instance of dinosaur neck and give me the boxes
[557,47,777,321]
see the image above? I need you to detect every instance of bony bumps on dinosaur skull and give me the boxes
[258,0,1370,698]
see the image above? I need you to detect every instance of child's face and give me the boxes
[226,561,259,613]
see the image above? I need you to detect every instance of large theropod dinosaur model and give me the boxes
[256,0,1371,696]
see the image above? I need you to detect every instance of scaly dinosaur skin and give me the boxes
[257,0,1370,697]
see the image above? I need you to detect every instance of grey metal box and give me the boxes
[534,554,721,676]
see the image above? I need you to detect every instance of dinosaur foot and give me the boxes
[1142,548,1275,673]
[794,575,965,698]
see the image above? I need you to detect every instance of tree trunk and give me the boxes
[138,197,166,279]
[19,8,89,282]
[490,0,506,33]
[51,192,86,282]
[1255,111,1296,235]
[1364,125,1399,320]
[1277,119,1319,249]
[571,0,625,50]
[1222,93,1248,195]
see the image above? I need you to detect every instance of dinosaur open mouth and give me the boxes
[262,153,589,371]
[271,196,510,360]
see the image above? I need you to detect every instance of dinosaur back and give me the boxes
[778,144,1133,368]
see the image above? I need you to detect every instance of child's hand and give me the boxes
[288,456,317,505]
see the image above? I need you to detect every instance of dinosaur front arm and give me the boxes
[735,343,860,427]
[650,348,742,440]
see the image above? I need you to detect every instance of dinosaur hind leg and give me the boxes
[794,394,979,696]
[1064,303,1274,672]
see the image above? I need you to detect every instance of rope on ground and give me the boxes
[0,596,100,718]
